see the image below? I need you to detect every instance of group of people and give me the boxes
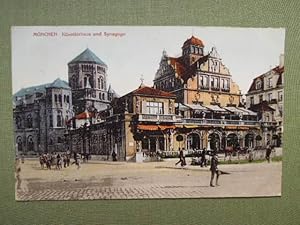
[39,152,84,170]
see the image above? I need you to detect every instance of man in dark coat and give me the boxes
[200,148,207,167]
[265,141,272,163]
[210,151,220,187]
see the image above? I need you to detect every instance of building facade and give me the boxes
[246,55,284,146]
[13,78,73,154]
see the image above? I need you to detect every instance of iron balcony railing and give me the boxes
[182,118,260,126]
[138,114,177,122]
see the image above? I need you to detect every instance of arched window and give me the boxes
[27,136,34,151]
[64,95,66,102]
[256,80,262,89]
[99,93,102,100]
[26,114,33,128]
[16,136,22,152]
[16,116,22,129]
[66,95,70,103]
[100,77,104,89]
[54,94,57,102]
[102,93,105,100]
[49,115,53,127]
[57,114,62,127]
[84,77,87,87]
[98,78,100,89]
[58,94,62,103]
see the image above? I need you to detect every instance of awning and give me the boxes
[137,124,158,131]
[184,104,208,111]
[137,124,175,131]
[237,107,257,116]
[183,125,199,129]
[175,103,190,111]
[75,111,94,119]
[205,105,227,113]
[224,107,248,115]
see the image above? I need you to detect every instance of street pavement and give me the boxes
[16,158,282,201]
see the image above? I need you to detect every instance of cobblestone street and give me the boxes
[16,159,282,201]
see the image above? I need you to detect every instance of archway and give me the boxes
[187,133,200,150]
[245,133,255,148]
[227,133,239,148]
[27,135,34,152]
[208,133,220,151]
[16,136,23,152]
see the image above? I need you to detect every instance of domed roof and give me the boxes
[182,36,204,48]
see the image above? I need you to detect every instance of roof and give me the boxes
[248,65,284,92]
[204,104,227,112]
[48,78,71,89]
[249,101,275,112]
[68,48,107,66]
[130,85,176,98]
[108,84,120,98]
[168,54,209,83]
[182,36,204,48]
[14,78,70,98]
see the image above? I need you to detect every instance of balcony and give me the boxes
[182,118,260,126]
[138,114,177,122]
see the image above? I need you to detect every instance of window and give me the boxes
[64,95,66,102]
[268,93,273,102]
[98,78,100,89]
[100,77,104,89]
[66,95,70,103]
[146,102,164,114]
[57,115,62,127]
[259,95,263,103]
[49,115,53,127]
[278,91,283,102]
[102,93,105,100]
[99,93,102,99]
[26,114,33,128]
[54,94,57,102]
[250,97,254,105]
[16,116,22,129]
[58,94,62,103]
[256,80,262,89]
[84,77,87,87]
[267,77,272,88]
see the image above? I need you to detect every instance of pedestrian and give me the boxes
[210,151,220,187]
[56,153,62,170]
[112,151,117,161]
[200,148,207,167]
[175,148,186,167]
[76,153,81,169]
[63,154,67,168]
[66,153,70,167]
[46,152,52,170]
[21,153,24,164]
[265,142,272,163]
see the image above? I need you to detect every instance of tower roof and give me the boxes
[48,78,71,89]
[68,48,107,66]
[182,36,204,48]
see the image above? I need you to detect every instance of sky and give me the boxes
[11,26,285,96]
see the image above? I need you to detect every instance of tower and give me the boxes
[182,36,204,65]
[68,48,109,114]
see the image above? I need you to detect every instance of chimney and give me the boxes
[279,54,284,68]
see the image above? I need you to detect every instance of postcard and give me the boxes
[12,26,284,200]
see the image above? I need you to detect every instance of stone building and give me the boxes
[13,78,73,154]
[246,55,284,146]
[153,36,241,108]
[68,48,110,114]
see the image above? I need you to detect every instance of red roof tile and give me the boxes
[168,55,209,83]
[131,86,176,98]
[182,36,204,47]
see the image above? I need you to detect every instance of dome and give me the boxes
[182,36,204,48]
